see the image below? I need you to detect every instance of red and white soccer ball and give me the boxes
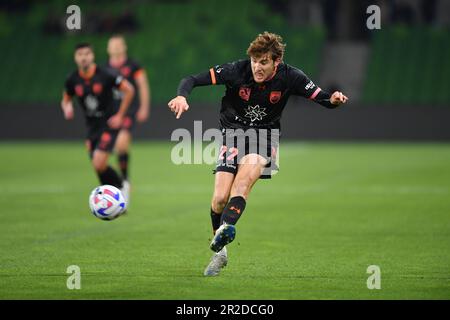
[89,185,127,220]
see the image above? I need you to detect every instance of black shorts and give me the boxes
[113,95,139,132]
[214,128,280,179]
[86,127,119,158]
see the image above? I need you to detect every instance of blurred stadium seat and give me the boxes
[362,26,450,105]
[0,0,324,105]
[1,1,448,106]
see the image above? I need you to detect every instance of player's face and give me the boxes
[107,38,127,57]
[250,53,280,83]
[74,47,94,70]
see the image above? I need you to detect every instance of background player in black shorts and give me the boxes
[105,35,151,198]
[61,43,135,199]
[168,32,348,276]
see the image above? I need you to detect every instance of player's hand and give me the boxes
[63,108,74,120]
[136,106,149,123]
[107,113,124,129]
[61,102,74,120]
[330,91,348,105]
[168,96,189,119]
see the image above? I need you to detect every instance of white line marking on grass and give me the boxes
[0,185,72,194]
[255,185,450,195]
[138,185,211,195]
[2,184,447,196]
[346,185,450,195]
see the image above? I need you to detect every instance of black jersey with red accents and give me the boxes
[104,58,143,115]
[65,65,123,127]
[208,59,328,130]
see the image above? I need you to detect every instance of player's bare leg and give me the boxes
[211,171,235,232]
[211,154,267,251]
[92,150,123,189]
[115,129,131,202]
[229,154,267,199]
[204,172,234,276]
[205,155,267,276]
[115,129,131,176]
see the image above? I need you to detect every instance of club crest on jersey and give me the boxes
[120,66,131,77]
[75,84,84,96]
[93,83,103,95]
[239,87,251,101]
[269,91,282,104]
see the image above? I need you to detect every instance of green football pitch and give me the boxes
[1,141,449,299]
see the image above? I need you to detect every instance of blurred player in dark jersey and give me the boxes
[105,35,151,200]
[61,43,135,202]
[168,32,348,276]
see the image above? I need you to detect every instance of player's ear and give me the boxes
[274,58,281,67]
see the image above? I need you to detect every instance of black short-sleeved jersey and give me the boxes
[208,59,328,130]
[104,58,143,115]
[65,65,124,127]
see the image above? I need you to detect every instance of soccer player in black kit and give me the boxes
[105,35,151,201]
[61,43,135,200]
[168,32,348,276]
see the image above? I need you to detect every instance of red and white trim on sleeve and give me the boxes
[209,68,217,85]
[309,87,321,100]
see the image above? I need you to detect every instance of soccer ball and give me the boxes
[89,185,127,220]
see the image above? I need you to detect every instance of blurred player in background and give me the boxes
[105,35,151,201]
[61,43,134,200]
[168,32,348,276]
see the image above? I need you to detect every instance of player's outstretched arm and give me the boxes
[135,70,150,123]
[61,91,74,120]
[310,89,349,108]
[108,79,135,129]
[289,66,348,108]
[168,70,215,119]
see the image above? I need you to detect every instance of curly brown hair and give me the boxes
[246,31,286,61]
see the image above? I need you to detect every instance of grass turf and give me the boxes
[0,141,449,299]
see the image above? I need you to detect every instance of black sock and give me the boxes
[118,153,129,180]
[220,196,246,225]
[211,208,222,235]
[97,166,123,189]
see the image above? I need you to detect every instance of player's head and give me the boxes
[247,32,285,83]
[74,43,95,70]
[107,34,127,58]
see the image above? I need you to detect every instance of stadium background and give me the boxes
[1,0,449,300]
[1,0,449,140]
